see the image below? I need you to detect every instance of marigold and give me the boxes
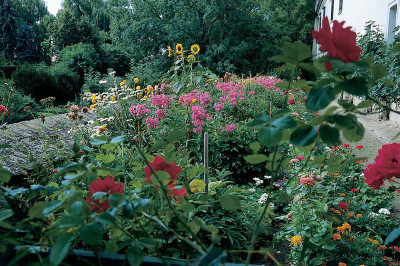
[338,263,347,266]
[91,94,96,103]
[136,86,141,90]
[367,238,379,245]
[342,223,351,230]
[176,43,183,55]
[90,104,95,110]
[356,214,362,218]
[339,193,345,197]
[378,245,387,251]
[110,96,116,102]
[134,77,139,83]
[332,233,341,241]
[337,226,346,234]
[191,44,200,55]
[289,235,304,245]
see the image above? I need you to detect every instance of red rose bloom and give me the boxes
[144,156,182,185]
[312,17,362,71]
[337,201,348,210]
[364,163,386,190]
[0,105,9,116]
[86,176,124,213]
[343,143,350,148]
[356,145,363,150]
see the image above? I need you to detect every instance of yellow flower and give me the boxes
[91,94,96,103]
[90,104,95,110]
[367,238,379,245]
[146,85,154,95]
[332,233,341,241]
[167,46,172,57]
[289,235,303,245]
[187,54,196,63]
[176,43,183,55]
[191,44,200,55]
[134,78,139,83]
[110,96,116,102]
[191,99,197,104]
[119,80,126,86]
[136,86,141,90]
[142,96,148,100]
[338,263,347,266]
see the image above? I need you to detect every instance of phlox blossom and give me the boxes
[224,124,236,132]
[129,104,150,118]
[151,94,173,108]
[146,117,159,129]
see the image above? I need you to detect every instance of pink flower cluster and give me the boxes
[156,109,166,120]
[364,143,400,189]
[214,102,224,113]
[146,117,159,129]
[223,124,236,132]
[299,177,315,186]
[151,94,173,108]
[129,104,150,118]
[179,90,212,107]
[0,105,9,116]
[191,105,211,133]
[254,76,284,94]
[215,82,245,110]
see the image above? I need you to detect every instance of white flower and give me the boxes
[369,212,378,217]
[378,208,390,215]
[253,177,264,186]
[269,203,275,209]
[273,182,281,187]
[248,188,256,193]
[99,80,107,84]
[264,175,272,179]
[258,197,266,204]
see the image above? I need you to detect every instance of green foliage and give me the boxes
[15,23,40,63]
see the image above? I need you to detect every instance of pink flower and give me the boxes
[146,117,159,129]
[70,105,79,113]
[224,124,236,132]
[0,105,9,116]
[295,156,304,161]
[291,112,299,117]
[214,102,225,113]
[129,104,150,118]
[249,90,255,95]
[300,177,315,186]
[312,17,362,71]
[179,90,212,107]
[156,109,166,120]
[151,94,173,108]
[288,99,295,105]
[254,76,282,93]
[81,107,89,114]
[191,105,211,133]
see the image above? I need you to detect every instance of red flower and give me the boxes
[343,143,350,148]
[312,17,362,71]
[171,187,187,203]
[356,145,363,150]
[337,201,348,210]
[86,176,124,213]
[288,99,295,105]
[295,156,304,161]
[350,188,359,193]
[364,163,386,190]
[81,107,89,114]
[144,156,181,185]
[0,105,9,116]
[315,113,319,116]
[300,177,315,186]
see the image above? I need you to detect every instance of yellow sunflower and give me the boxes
[176,43,183,55]
[191,44,200,55]
[187,54,196,63]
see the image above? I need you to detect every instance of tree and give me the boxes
[1,0,18,61]
[15,23,40,63]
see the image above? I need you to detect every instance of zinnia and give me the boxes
[337,201,348,210]
[86,176,124,213]
[144,156,182,185]
[312,17,362,71]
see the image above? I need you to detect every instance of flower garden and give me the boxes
[2,16,400,266]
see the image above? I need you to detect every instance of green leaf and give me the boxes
[79,223,103,246]
[90,136,109,145]
[247,113,270,127]
[244,154,268,164]
[101,143,118,151]
[282,42,311,64]
[96,154,116,163]
[110,135,126,143]
[336,77,369,96]
[258,127,282,147]
[92,192,108,201]
[305,86,339,112]
[95,212,116,225]
[150,170,172,186]
[357,100,373,109]
[0,167,12,183]
[198,247,227,266]
[219,194,241,211]
[127,246,144,266]
[59,215,84,228]
[0,209,13,221]
[29,201,47,219]
[299,63,321,76]
[249,142,261,154]
[206,225,219,234]
[271,116,296,129]
[50,234,76,266]
[269,55,286,63]
[43,200,63,215]
[290,125,318,146]
[166,130,186,143]
[370,63,388,79]
[108,193,125,208]
[149,140,167,153]
[319,125,340,145]
[385,226,400,245]
[393,43,400,53]
[275,80,290,90]
[181,203,195,212]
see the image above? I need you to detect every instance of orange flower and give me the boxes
[332,233,341,241]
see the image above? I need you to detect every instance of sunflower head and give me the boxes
[187,54,196,63]
[176,43,183,55]
[191,44,200,55]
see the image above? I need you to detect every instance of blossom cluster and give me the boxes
[129,104,151,118]
[191,105,211,133]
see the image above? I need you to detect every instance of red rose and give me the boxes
[288,99,295,105]
[144,156,181,185]
[355,145,363,150]
[343,143,350,148]
[0,105,9,116]
[350,188,359,193]
[337,201,348,210]
[312,17,362,71]
[86,176,124,213]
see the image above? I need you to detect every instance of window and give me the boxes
[339,0,343,14]
[388,4,398,43]
[331,0,335,20]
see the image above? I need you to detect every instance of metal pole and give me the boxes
[270,101,272,117]
[204,132,209,193]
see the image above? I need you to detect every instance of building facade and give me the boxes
[313,0,399,57]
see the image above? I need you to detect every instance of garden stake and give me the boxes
[204,131,209,193]
[270,100,272,117]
